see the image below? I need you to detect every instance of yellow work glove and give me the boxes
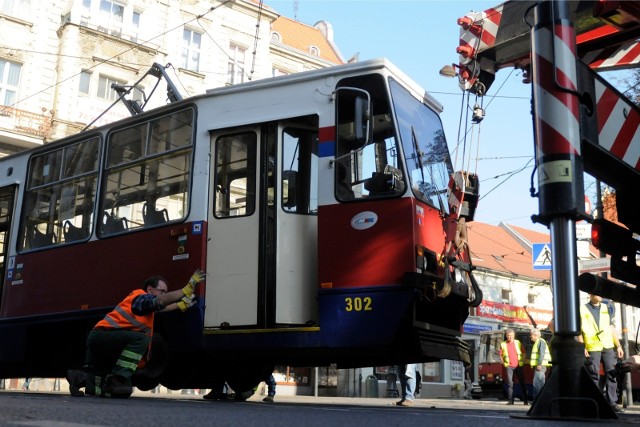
[182,269,205,296]
[177,295,196,312]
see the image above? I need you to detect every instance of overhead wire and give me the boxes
[4,0,233,110]
[248,0,265,81]
[453,1,532,200]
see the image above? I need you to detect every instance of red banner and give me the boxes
[476,300,553,328]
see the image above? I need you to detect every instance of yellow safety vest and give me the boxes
[530,337,552,367]
[500,339,523,367]
[580,303,614,352]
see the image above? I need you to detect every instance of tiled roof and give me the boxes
[466,221,551,281]
[271,16,344,65]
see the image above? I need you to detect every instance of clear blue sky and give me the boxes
[267,0,615,234]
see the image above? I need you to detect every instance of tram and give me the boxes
[0,59,479,395]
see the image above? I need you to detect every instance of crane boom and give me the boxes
[451,1,640,420]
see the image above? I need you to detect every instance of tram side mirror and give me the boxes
[283,170,297,209]
[354,95,371,147]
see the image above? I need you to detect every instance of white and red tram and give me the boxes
[0,59,477,394]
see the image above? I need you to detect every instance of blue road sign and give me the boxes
[532,243,552,270]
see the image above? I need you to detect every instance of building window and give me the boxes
[273,365,311,386]
[270,31,281,42]
[528,292,536,304]
[0,59,21,106]
[79,71,91,95]
[0,0,30,18]
[272,68,288,77]
[309,46,320,56]
[132,86,145,103]
[422,361,443,383]
[181,28,201,72]
[98,0,124,37]
[80,0,91,26]
[130,10,141,43]
[97,75,125,101]
[501,288,511,303]
[227,44,246,85]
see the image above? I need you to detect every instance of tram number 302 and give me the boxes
[344,297,373,312]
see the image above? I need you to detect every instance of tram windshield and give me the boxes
[389,78,452,212]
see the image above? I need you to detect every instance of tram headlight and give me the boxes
[415,245,437,274]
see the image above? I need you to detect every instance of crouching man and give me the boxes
[66,270,205,398]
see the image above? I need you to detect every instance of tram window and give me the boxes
[214,132,257,218]
[19,137,100,251]
[282,122,318,215]
[100,108,194,235]
[335,74,404,202]
[389,78,452,211]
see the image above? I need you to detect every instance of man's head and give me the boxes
[530,328,541,342]
[505,329,515,342]
[589,294,602,305]
[144,275,168,297]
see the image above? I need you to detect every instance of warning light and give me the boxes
[591,218,638,259]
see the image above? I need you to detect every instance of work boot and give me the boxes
[263,395,274,403]
[66,370,86,397]
[203,390,229,400]
[103,375,133,398]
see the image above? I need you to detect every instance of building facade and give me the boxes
[0,0,344,156]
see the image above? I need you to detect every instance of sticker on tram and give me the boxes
[351,211,378,230]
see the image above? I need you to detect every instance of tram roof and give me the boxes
[204,58,444,113]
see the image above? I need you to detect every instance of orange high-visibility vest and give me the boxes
[501,339,523,367]
[94,289,154,336]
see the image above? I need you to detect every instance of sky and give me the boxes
[266,0,621,234]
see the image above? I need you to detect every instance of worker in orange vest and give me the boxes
[66,270,204,397]
[500,328,529,405]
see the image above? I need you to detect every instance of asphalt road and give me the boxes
[2,391,640,426]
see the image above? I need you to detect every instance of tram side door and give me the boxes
[207,127,263,328]
[205,120,319,329]
[0,185,16,311]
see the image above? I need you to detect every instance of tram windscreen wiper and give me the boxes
[411,126,425,184]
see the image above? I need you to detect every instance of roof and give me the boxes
[467,221,551,281]
[271,16,344,65]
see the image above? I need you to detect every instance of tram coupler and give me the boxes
[525,334,617,420]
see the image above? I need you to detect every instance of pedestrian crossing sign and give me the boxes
[532,243,552,270]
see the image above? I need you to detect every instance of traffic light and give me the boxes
[591,218,640,285]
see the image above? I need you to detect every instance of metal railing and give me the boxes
[0,106,52,139]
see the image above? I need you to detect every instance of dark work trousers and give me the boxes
[506,366,528,403]
[265,374,276,397]
[588,348,618,405]
[85,329,150,395]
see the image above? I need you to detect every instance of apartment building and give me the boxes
[0,0,344,156]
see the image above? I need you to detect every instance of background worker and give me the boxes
[395,363,417,407]
[578,294,624,412]
[500,328,529,405]
[67,270,204,398]
[529,328,551,402]
[263,373,277,402]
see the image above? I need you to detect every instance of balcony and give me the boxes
[0,105,52,140]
